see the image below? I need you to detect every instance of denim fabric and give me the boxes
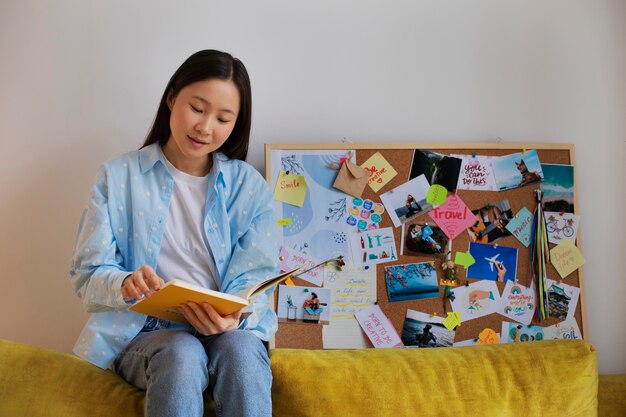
[114,319,271,417]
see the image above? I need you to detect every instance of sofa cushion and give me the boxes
[270,339,598,417]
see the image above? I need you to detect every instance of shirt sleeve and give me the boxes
[69,165,131,312]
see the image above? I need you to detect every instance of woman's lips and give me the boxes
[188,136,208,146]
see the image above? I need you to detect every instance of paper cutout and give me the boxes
[545,211,580,245]
[477,328,500,345]
[544,319,582,340]
[274,170,307,207]
[550,239,585,278]
[277,218,292,226]
[540,163,575,213]
[400,309,455,348]
[454,251,475,268]
[505,207,533,247]
[379,175,432,228]
[492,149,544,191]
[383,262,439,302]
[500,322,544,343]
[499,281,536,325]
[426,184,448,205]
[276,285,331,324]
[546,279,580,321]
[450,280,501,321]
[333,160,369,198]
[348,227,397,269]
[428,194,476,240]
[279,246,324,286]
[453,154,498,191]
[346,198,385,231]
[354,304,404,348]
[361,152,398,192]
[322,266,377,349]
[466,242,518,283]
[442,312,461,331]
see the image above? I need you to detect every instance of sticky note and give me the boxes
[550,239,586,278]
[505,207,533,247]
[443,312,461,331]
[455,251,476,268]
[274,171,307,207]
[426,184,448,205]
[277,218,293,226]
[360,152,398,192]
[477,328,500,345]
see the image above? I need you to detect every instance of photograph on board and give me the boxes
[540,163,575,213]
[467,200,514,244]
[379,174,432,228]
[404,223,448,256]
[384,262,439,302]
[409,149,463,192]
[492,149,543,191]
[401,309,455,348]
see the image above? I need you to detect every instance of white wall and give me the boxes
[1,0,624,374]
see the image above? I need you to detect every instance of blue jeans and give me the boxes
[113,317,272,417]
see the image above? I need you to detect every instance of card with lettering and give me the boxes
[279,246,324,286]
[400,309,455,348]
[499,281,536,325]
[452,154,498,191]
[383,261,439,302]
[428,194,476,240]
[409,149,462,192]
[354,304,404,348]
[276,285,331,324]
[361,152,398,192]
[273,170,307,207]
[492,149,544,191]
[466,242,518,282]
[348,227,398,269]
[541,163,575,213]
[545,211,580,245]
[550,239,586,278]
[449,280,501,321]
[380,175,432,227]
[500,322,545,343]
[467,200,514,244]
[546,279,580,321]
[505,207,534,247]
[544,319,582,341]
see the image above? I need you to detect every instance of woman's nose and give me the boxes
[195,117,212,135]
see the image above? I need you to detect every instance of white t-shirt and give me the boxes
[156,152,218,290]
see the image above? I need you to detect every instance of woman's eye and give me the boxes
[218,118,232,124]
[190,105,202,113]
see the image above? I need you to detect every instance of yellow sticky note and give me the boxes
[360,152,398,192]
[426,184,448,205]
[442,312,461,331]
[277,218,293,226]
[274,171,307,207]
[550,238,586,278]
[455,251,476,268]
[284,277,295,286]
[477,328,500,345]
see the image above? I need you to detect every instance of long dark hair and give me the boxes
[141,50,252,161]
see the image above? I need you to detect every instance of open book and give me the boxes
[128,266,302,323]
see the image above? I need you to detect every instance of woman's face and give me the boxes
[164,78,240,174]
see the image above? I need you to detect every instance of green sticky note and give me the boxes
[455,251,475,268]
[426,184,448,205]
[443,312,461,331]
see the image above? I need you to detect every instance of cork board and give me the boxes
[265,143,586,349]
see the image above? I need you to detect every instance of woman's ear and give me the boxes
[166,88,175,111]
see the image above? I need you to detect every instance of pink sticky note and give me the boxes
[428,194,476,240]
[354,305,404,348]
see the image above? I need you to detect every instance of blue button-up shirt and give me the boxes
[70,143,280,369]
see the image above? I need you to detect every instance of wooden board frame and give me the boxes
[265,143,586,349]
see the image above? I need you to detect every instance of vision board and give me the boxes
[265,143,586,350]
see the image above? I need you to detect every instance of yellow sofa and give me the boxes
[0,338,623,417]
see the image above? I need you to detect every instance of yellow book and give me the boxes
[128,266,302,323]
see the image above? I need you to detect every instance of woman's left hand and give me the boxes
[179,302,242,336]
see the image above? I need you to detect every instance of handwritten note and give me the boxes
[273,170,307,207]
[544,319,582,340]
[505,207,533,247]
[426,184,448,205]
[279,246,323,286]
[322,266,377,349]
[428,194,476,240]
[354,304,403,348]
[453,154,498,191]
[361,152,398,192]
[499,281,535,325]
[550,239,585,278]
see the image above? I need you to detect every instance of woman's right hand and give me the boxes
[121,265,165,302]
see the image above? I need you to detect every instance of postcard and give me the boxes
[348,227,398,269]
[505,207,534,247]
[544,319,582,341]
[499,281,536,325]
[546,279,580,321]
[404,223,448,256]
[361,152,398,192]
[540,163,575,213]
[354,304,404,348]
[467,200,514,244]
[279,246,324,286]
[346,197,385,232]
[545,211,580,245]
[500,322,545,343]
[409,150,462,192]
[277,285,331,324]
[466,242,518,283]
[401,309,455,348]
[380,175,432,227]
[428,193,476,240]
[449,280,501,321]
[383,261,439,302]
[492,149,543,191]
[452,154,498,191]
[550,239,586,278]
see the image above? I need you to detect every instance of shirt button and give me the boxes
[151,226,157,232]
[212,223,218,229]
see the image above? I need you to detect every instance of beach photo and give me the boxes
[540,163,575,213]
[401,309,455,348]
[492,149,543,191]
[379,175,432,227]
[384,262,439,302]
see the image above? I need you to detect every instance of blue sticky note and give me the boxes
[505,207,533,247]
